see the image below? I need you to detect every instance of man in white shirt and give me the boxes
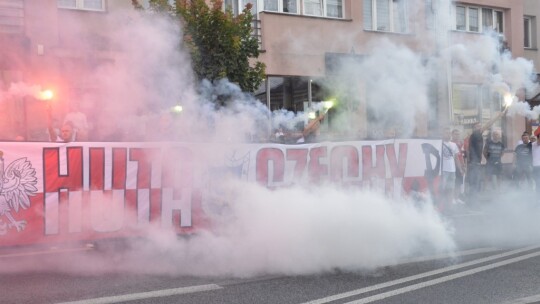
[441,128,464,205]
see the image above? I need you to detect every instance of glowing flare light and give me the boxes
[172,105,183,113]
[503,93,514,109]
[38,89,54,101]
[322,101,334,109]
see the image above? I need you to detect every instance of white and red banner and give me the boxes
[0,139,441,247]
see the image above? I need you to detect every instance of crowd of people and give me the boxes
[440,109,540,207]
[8,101,540,207]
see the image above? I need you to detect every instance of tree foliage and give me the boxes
[133,0,266,93]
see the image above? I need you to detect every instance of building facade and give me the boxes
[236,0,534,144]
[524,0,540,108]
[1,0,538,145]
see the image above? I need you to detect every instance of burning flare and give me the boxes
[172,105,183,113]
[37,89,54,101]
[503,93,514,109]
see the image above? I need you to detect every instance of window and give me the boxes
[283,0,298,13]
[452,84,480,126]
[303,0,342,17]
[304,0,322,16]
[425,0,434,29]
[468,7,478,32]
[456,6,466,30]
[452,84,506,135]
[376,0,390,31]
[243,0,258,15]
[57,0,105,11]
[454,5,503,33]
[326,0,342,18]
[264,0,278,11]
[524,16,534,49]
[0,0,24,34]
[482,8,493,30]
[224,0,240,15]
[494,10,503,33]
[392,0,406,32]
[226,1,348,17]
[263,0,298,13]
[483,8,503,33]
[363,0,408,33]
[226,0,298,15]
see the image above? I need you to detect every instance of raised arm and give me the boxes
[302,113,325,138]
[480,108,507,133]
[46,105,56,142]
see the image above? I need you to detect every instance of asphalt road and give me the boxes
[1,201,540,304]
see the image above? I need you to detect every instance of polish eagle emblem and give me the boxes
[0,150,38,235]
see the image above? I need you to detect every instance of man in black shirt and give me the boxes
[513,132,533,187]
[467,123,484,194]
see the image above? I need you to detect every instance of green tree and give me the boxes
[133,0,265,93]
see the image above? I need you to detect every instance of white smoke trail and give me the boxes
[507,101,540,120]
[0,182,457,277]
[144,183,455,277]
[0,82,46,100]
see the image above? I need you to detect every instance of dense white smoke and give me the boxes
[445,27,539,123]
[0,184,456,277]
[455,194,540,249]
[355,39,431,137]
[173,183,455,276]
[1,0,540,278]
[0,82,49,100]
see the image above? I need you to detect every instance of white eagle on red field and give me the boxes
[0,151,38,235]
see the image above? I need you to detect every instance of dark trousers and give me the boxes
[467,162,482,194]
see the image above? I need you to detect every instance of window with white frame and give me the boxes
[304,0,322,16]
[524,16,535,49]
[263,0,299,14]
[454,5,503,33]
[363,0,408,33]
[57,0,105,11]
[326,0,342,18]
[303,0,343,18]
[265,0,279,11]
[224,0,240,15]
[226,0,343,17]
[242,0,259,15]
[425,0,435,29]
[482,8,503,33]
[225,0,299,15]
[283,0,298,13]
